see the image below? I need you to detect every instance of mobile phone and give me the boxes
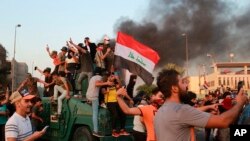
[42,125,49,131]
[237,81,244,93]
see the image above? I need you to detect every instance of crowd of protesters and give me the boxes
[0,34,250,141]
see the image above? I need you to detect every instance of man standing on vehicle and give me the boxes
[5,90,46,141]
[49,72,71,117]
[86,68,113,137]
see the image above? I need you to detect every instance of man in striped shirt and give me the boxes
[5,90,45,141]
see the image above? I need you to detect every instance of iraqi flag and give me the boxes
[114,32,160,85]
[203,81,209,89]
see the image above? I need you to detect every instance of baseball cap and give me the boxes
[61,46,68,52]
[9,89,35,104]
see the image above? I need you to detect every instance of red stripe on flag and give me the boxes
[116,32,160,64]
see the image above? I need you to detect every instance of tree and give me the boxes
[136,84,157,96]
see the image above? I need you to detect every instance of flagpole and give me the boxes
[198,64,201,95]
[202,64,207,93]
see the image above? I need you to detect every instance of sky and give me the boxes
[0,0,149,77]
[1,0,250,80]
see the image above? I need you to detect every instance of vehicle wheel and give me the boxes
[72,126,94,141]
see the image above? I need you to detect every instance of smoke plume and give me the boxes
[114,0,250,74]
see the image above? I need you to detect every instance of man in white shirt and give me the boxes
[86,68,113,137]
[5,90,46,141]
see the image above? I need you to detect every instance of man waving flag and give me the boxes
[114,32,160,85]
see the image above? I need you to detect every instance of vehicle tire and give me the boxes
[72,126,94,141]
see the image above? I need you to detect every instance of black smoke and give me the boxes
[114,0,250,74]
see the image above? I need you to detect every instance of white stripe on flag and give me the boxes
[115,43,155,73]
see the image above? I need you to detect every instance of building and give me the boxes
[0,45,9,85]
[206,62,250,90]
[189,62,250,98]
[7,59,28,91]
[0,45,7,71]
[0,44,28,91]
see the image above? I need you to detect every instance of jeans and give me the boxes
[92,99,99,132]
[54,85,67,115]
[76,72,92,90]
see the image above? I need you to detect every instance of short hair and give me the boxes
[97,43,104,47]
[157,69,180,98]
[182,91,197,104]
[223,92,231,99]
[43,67,51,73]
[78,43,84,48]
[152,87,160,95]
[51,51,57,56]
[32,97,42,103]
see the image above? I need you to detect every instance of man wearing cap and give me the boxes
[35,67,54,97]
[5,91,45,141]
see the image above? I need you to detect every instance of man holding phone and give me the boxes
[5,90,46,141]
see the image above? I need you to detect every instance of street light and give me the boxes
[12,24,21,92]
[207,53,215,65]
[182,33,189,76]
[229,53,234,62]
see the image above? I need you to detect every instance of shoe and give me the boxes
[51,115,58,121]
[78,91,82,95]
[112,131,120,137]
[93,131,104,137]
[100,103,107,108]
[119,130,130,136]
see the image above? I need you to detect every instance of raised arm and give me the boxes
[205,89,247,128]
[69,38,87,54]
[46,45,53,59]
[36,78,48,86]
[16,79,27,92]
[35,67,45,76]
[116,87,141,115]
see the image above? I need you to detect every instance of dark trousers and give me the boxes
[52,65,59,74]
[205,128,211,141]
[66,73,76,93]
[107,102,126,131]
[132,130,146,141]
[0,124,5,141]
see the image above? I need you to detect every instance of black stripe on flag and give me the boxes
[114,55,154,85]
